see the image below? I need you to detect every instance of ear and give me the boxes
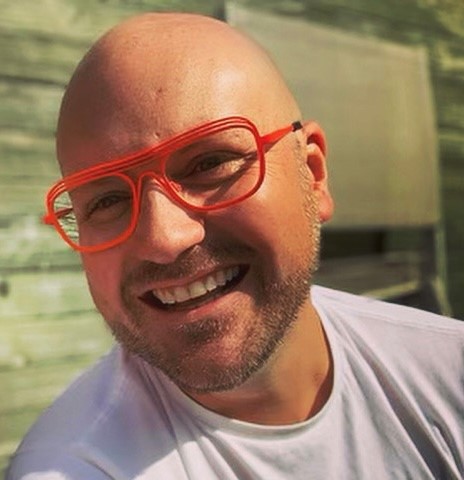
[302,121,334,223]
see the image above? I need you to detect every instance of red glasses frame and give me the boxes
[43,116,302,253]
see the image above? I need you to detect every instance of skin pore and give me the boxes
[56,13,334,425]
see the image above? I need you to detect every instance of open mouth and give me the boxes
[140,265,248,311]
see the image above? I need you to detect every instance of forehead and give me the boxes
[58,70,266,178]
[56,25,287,177]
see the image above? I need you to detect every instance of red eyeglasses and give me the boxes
[43,116,302,253]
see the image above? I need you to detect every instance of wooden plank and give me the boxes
[0,221,76,269]
[241,0,459,45]
[0,1,142,42]
[432,41,464,77]
[443,191,464,243]
[0,30,87,86]
[442,166,464,194]
[317,253,422,295]
[0,313,111,370]
[0,270,93,319]
[434,75,464,131]
[0,0,225,41]
[0,355,107,414]
[0,187,52,217]
[0,129,57,216]
[0,80,63,134]
[0,131,56,178]
[439,130,464,166]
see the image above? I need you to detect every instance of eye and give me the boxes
[192,152,240,173]
[84,191,132,222]
[172,150,256,187]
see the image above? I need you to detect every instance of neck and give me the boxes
[186,301,333,425]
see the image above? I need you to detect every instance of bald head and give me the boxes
[57,13,301,175]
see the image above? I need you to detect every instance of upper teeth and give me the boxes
[152,266,240,305]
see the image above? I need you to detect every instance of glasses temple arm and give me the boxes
[261,121,303,148]
[43,207,73,225]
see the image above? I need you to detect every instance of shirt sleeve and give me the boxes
[6,450,114,480]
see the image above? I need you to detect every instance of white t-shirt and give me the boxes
[7,287,464,479]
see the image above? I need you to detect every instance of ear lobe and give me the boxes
[302,121,334,223]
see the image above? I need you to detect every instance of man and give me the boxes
[7,12,464,480]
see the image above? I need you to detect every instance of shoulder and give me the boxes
[312,285,464,425]
[312,285,464,369]
[312,285,464,343]
[7,346,178,479]
[13,346,128,450]
[312,285,464,394]
[313,287,464,475]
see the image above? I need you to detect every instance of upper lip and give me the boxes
[151,266,241,305]
[136,264,239,296]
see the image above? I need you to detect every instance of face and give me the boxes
[58,18,332,394]
[83,130,323,394]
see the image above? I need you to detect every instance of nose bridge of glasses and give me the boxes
[135,169,174,206]
[133,171,206,259]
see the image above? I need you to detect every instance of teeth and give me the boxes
[173,286,190,303]
[215,270,226,286]
[152,266,240,305]
[163,290,176,304]
[189,281,208,298]
[205,275,217,292]
[225,269,234,282]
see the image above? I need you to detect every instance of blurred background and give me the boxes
[1,0,463,474]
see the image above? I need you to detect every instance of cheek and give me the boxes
[255,163,313,232]
[217,168,315,265]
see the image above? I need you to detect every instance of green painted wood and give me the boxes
[0,271,94,320]
[0,82,63,133]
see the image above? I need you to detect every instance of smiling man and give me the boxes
[7,12,464,480]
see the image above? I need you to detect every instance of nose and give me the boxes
[130,183,206,264]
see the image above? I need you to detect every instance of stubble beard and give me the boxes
[109,194,321,394]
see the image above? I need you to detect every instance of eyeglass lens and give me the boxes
[52,126,261,248]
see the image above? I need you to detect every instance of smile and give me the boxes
[142,265,246,310]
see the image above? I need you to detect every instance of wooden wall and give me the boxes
[240,0,464,315]
[1,0,463,474]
